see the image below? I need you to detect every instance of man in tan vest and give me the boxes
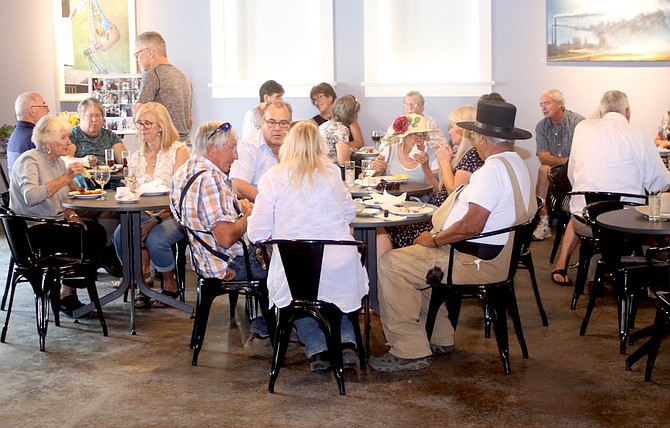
[370,99,536,373]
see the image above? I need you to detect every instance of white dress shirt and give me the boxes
[569,112,670,214]
[228,129,278,188]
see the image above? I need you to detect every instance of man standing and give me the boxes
[7,92,50,176]
[230,100,292,202]
[552,90,670,285]
[369,99,535,372]
[241,80,284,138]
[385,91,445,148]
[134,31,192,144]
[532,89,584,241]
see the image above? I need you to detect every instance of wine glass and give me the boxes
[93,166,111,201]
[361,159,375,179]
[371,130,384,149]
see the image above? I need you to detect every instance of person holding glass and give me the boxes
[9,115,107,317]
[248,121,368,372]
[113,102,190,308]
[318,94,360,164]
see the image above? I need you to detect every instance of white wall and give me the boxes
[2,0,669,185]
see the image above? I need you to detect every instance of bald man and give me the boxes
[7,92,50,176]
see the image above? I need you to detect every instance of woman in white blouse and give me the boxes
[248,121,368,372]
[113,102,189,307]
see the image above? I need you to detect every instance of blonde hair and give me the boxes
[447,105,476,168]
[135,102,179,153]
[277,121,331,190]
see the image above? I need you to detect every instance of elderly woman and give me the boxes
[309,82,364,151]
[248,121,368,372]
[318,94,360,164]
[9,115,107,317]
[113,102,189,308]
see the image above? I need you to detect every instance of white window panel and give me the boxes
[210,0,334,98]
[363,0,493,97]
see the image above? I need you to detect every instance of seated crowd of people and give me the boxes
[6,78,670,374]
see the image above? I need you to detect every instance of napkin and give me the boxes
[138,179,169,194]
[115,186,140,201]
[368,190,406,205]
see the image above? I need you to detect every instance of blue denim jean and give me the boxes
[294,315,356,358]
[113,215,185,272]
[229,251,269,337]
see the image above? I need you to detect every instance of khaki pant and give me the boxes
[377,244,455,359]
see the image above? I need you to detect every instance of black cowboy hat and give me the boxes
[458,99,532,140]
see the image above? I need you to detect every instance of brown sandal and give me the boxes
[551,268,572,286]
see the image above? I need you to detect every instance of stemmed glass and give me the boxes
[371,130,384,149]
[94,166,111,201]
[361,159,375,178]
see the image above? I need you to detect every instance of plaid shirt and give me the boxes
[171,156,243,278]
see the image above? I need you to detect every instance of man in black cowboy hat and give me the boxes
[370,99,537,373]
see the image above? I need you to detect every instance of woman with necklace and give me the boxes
[113,102,189,308]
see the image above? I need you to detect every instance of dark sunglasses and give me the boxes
[207,122,232,141]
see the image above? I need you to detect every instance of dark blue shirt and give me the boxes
[7,120,35,177]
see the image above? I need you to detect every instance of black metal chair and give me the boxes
[579,200,663,354]
[1,213,107,351]
[626,292,670,381]
[424,218,534,375]
[258,239,368,395]
[568,191,647,310]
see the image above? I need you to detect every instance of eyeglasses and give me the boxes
[134,47,149,59]
[403,102,421,109]
[311,94,326,105]
[134,120,155,129]
[31,103,49,109]
[207,122,232,141]
[83,113,103,120]
[264,119,291,129]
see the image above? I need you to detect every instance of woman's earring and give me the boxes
[46,146,52,154]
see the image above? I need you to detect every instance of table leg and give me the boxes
[355,228,379,313]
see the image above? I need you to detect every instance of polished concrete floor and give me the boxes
[0,226,669,427]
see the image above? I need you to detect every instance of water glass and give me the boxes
[105,148,115,167]
[344,161,356,187]
[648,191,662,221]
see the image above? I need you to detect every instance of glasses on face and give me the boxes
[134,47,149,59]
[83,113,103,120]
[403,102,421,109]
[410,132,428,140]
[264,119,291,129]
[134,120,155,129]
[311,94,326,105]
[31,103,49,109]
[207,122,232,141]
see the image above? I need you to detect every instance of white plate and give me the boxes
[634,206,670,219]
[69,191,105,199]
[373,212,405,221]
[115,198,139,204]
[376,175,408,183]
[387,205,434,217]
[140,190,169,196]
[356,208,379,217]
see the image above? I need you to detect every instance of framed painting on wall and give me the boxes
[55,0,137,102]
[547,0,670,62]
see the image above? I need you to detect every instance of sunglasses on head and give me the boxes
[207,122,232,141]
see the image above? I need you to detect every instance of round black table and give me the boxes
[348,181,433,198]
[62,190,193,334]
[596,207,670,235]
[350,201,436,311]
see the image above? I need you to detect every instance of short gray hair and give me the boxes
[600,90,629,116]
[192,121,238,157]
[405,91,425,106]
[31,116,71,150]
[542,89,565,108]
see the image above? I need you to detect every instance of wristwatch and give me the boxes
[432,233,440,248]
[153,214,163,224]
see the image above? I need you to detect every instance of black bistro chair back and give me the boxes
[259,239,368,395]
[1,213,107,351]
[547,162,572,263]
[568,191,647,310]
[424,217,534,375]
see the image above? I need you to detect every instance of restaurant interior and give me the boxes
[1,1,670,426]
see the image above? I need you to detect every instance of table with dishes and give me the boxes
[348,176,433,199]
[350,200,437,311]
[62,188,193,334]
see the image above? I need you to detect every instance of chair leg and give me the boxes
[487,288,511,375]
[228,291,239,320]
[348,308,366,369]
[572,241,594,310]
[1,277,18,343]
[191,285,219,366]
[1,257,14,311]
[86,278,108,336]
[506,284,529,359]
[425,286,447,341]
[269,308,293,394]
[322,310,345,395]
[580,273,605,336]
[521,253,549,326]
[35,283,49,352]
[549,219,565,264]
[617,274,636,355]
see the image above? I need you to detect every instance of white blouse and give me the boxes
[128,141,187,187]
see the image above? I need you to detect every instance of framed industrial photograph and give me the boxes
[55,0,137,101]
[547,0,670,62]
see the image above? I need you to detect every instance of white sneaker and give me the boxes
[532,220,551,241]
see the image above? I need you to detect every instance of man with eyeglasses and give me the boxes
[230,100,293,202]
[133,31,192,144]
[7,92,50,176]
[384,91,445,149]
